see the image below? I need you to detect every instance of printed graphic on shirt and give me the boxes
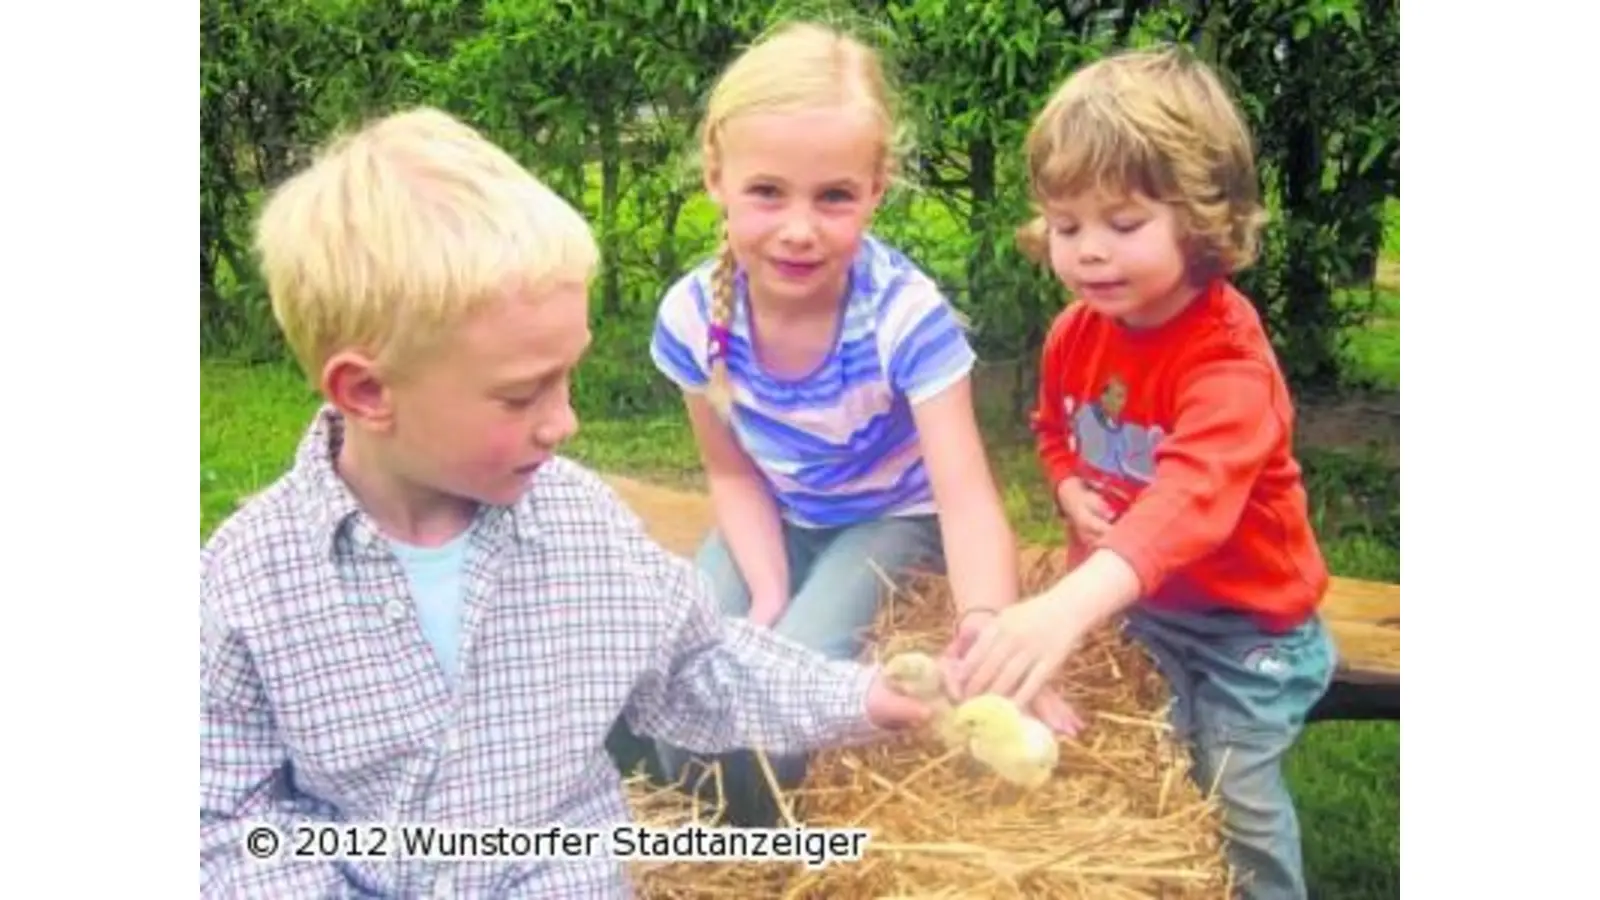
[1242,644,1290,678]
[1065,376,1165,515]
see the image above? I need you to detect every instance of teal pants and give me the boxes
[653,513,945,826]
[1123,603,1337,900]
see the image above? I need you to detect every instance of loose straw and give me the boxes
[625,550,1235,898]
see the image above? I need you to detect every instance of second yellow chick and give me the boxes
[947,693,1060,789]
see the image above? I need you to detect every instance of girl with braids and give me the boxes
[647,20,1079,827]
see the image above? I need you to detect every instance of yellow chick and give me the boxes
[880,651,966,751]
[947,694,1060,789]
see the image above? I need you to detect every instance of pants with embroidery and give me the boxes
[1122,603,1336,900]
[653,513,945,827]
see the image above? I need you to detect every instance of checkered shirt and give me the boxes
[200,407,882,898]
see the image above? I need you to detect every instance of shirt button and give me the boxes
[432,869,455,898]
[385,599,408,623]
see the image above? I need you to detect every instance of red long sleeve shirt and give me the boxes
[1030,279,1328,633]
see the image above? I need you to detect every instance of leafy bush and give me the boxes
[201,0,1398,409]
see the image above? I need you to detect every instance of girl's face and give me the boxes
[1043,187,1199,329]
[706,105,886,313]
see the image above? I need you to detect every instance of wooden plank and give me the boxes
[602,473,1398,693]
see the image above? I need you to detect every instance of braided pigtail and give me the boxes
[704,236,738,421]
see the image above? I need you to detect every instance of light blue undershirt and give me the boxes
[386,529,471,688]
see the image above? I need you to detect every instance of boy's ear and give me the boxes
[321,350,397,433]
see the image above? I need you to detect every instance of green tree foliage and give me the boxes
[200,0,1398,410]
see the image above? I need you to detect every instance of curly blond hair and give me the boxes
[1016,45,1267,282]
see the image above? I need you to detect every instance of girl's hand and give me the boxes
[745,592,790,627]
[954,590,1091,709]
[1056,478,1115,546]
[748,597,785,629]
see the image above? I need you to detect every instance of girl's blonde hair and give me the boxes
[1016,45,1267,283]
[696,20,904,419]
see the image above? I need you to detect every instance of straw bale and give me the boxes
[625,551,1233,898]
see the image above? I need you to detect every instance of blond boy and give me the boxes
[198,107,930,898]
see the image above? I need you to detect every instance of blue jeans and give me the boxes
[654,514,945,826]
[1123,604,1337,900]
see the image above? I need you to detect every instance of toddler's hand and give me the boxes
[940,638,1086,739]
[864,668,936,730]
[948,607,999,660]
[1030,688,1087,739]
[955,589,1089,710]
[1056,478,1115,546]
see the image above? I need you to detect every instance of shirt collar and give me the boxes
[286,405,542,558]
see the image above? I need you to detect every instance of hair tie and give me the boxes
[707,323,732,364]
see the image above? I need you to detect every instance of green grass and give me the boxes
[1336,287,1400,393]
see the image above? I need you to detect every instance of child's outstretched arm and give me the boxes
[956,357,1285,705]
[199,575,391,897]
[618,497,930,757]
[683,393,791,626]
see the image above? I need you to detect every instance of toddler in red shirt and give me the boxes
[953,46,1336,899]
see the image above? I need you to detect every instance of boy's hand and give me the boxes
[1056,478,1115,545]
[864,669,936,730]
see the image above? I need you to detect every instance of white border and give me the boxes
[1406,4,1600,896]
[6,3,1593,895]
[3,4,194,894]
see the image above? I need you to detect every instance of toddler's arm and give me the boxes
[199,596,390,897]
[1093,358,1284,593]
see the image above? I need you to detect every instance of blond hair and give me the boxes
[697,20,904,419]
[254,106,598,385]
[1016,45,1267,282]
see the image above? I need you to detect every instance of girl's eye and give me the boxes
[820,188,855,204]
[1052,224,1078,237]
[1111,220,1146,233]
[748,184,780,199]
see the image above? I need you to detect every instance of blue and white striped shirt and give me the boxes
[650,235,976,529]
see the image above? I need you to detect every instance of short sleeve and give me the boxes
[650,271,712,393]
[878,272,977,405]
